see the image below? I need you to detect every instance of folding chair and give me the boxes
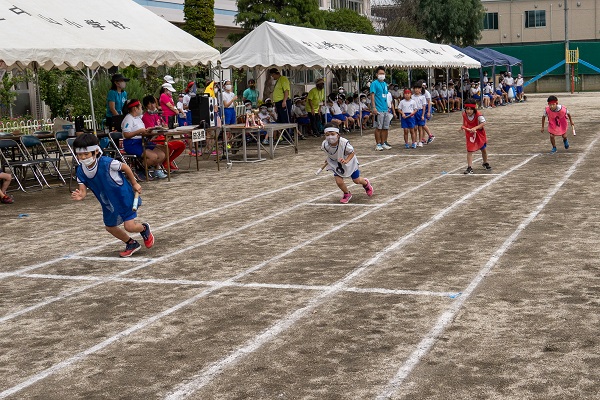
[65,137,80,191]
[53,130,75,176]
[19,135,66,187]
[0,139,47,192]
[108,132,145,181]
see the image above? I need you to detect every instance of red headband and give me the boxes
[464,103,477,109]
[127,100,140,109]
[547,100,558,105]
[403,89,412,94]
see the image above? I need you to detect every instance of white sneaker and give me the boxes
[375,144,384,151]
[154,169,168,179]
[417,141,423,147]
[382,142,392,150]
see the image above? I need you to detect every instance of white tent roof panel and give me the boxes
[0,0,220,70]
[221,22,480,70]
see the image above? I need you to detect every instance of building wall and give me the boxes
[136,0,372,47]
[480,0,600,45]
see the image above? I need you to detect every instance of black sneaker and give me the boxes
[482,163,492,170]
[464,166,474,175]
[120,240,141,257]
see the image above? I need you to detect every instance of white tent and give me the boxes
[221,22,480,69]
[0,0,220,130]
[0,0,220,69]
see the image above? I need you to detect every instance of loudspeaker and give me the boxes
[191,95,216,127]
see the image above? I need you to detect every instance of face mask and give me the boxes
[119,81,126,89]
[326,135,338,144]
[361,99,366,103]
[260,108,267,113]
[80,156,95,167]
[225,85,232,90]
[249,85,255,89]
[245,106,252,111]
[267,107,273,112]
[377,74,385,81]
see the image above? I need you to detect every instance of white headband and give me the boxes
[324,127,339,134]
[75,145,101,154]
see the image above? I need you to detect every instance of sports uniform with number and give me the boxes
[321,136,360,179]
[463,111,487,152]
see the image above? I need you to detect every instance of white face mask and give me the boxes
[267,107,273,112]
[80,156,95,167]
[260,108,267,113]
[361,99,366,103]
[326,135,338,144]
[245,106,252,110]
[377,74,385,81]
[119,81,127,89]
[225,84,232,91]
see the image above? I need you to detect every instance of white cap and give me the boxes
[162,83,176,92]
[164,75,175,84]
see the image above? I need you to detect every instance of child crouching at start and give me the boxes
[71,133,154,257]
[321,123,373,203]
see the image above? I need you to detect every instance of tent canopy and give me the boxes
[479,48,522,67]
[0,0,220,70]
[449,45,496,67]
[221,22,480,70]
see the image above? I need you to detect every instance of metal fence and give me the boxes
[0,115,95,134]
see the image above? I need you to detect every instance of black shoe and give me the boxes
[482,163,492,170]
[299,135,306,140]
[464,166,474,175]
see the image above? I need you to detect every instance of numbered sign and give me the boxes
[191,129,206,142]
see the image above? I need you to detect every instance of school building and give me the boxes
[478,0,600,92]
[134,0,372,48]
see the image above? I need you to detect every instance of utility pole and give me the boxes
[565,0,570,92]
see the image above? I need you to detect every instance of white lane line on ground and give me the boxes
[444,173,501,176]
[63,255,156,263]
[305,203,380,207]
[3,156,398,277]
[375,135,599,400]
[0,157,434,326]
[0,157,447,398]
[15,273,459,298]
[163,155,536,400]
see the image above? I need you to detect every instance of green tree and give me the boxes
[184,0,216,47]
[0,72,26,116]
[418,0,484,46]
[38,69,89,119]
[321,8,375,34]
[380,18,425,39]
[232,0,325,43]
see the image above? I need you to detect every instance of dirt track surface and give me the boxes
[1,93,599,399]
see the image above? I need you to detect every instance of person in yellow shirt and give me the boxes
[307,78,325,136]
[270,68,302,140]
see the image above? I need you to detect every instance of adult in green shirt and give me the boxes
[242,79,259,107]
[307,78,325,136]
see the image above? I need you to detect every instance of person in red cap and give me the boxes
[460,99,491,174]
[541,95,575,154]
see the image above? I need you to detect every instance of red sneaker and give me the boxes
[119,240,140,258]
[140,223,154,248]
[1,195,14,204]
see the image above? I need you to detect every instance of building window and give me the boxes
[483,12,498,30]
[525,10,546,28]
[330,0,364,15]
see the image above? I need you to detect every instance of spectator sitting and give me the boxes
[142,95,186,168]
[0,172,14,204]
[258,104,275,145]
[122,99,167,179]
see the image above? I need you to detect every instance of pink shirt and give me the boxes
[142,112,162,128]
[160,93,176,117]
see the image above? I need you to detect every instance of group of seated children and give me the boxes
[119,96,187,180]
[430,82,462,112]
[324,92,373,133]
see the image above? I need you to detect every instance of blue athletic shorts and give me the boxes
[123,138,155,157]
[401,114,415,129]
[334,169,360,179]
[516,86,523,94]
[415,110,426,126]
[333,114,347,122]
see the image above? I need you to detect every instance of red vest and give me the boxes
[462,111,487,152]
[546,106,568,135]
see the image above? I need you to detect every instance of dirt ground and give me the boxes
[1,92,599,400]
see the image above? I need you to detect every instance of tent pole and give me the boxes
[408,68,411,87]
[217,63,230,165]
[445,68,449,113]
[357,67,362,136]
[86,67,97,134]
